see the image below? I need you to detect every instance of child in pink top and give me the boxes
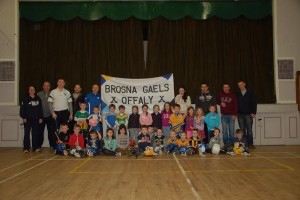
[161,102,173,141]
[194,107,205,139]
[185,106,195,139]
[139,104,153,126]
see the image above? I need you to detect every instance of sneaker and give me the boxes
[227,152,236,156]
[87,152,93,157]
[242,152,251,157]
[115,152,121,157]
[24,149,29,153]
[63,150,68,156]
[181,152,186,156]
[74,152,81,158]
[35,148,41,152]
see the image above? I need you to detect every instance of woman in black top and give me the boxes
[20,86,43,152]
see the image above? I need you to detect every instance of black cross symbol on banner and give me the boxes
[158,96,165,103]
[110,97,118,103]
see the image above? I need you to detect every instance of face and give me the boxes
[109,107,115,113]
[188,108,194,115]
[92,84,99,93]
[93,108,99,114]
[236,133,243,139]
[238,81,246,91]
[90,133,97,140]
[43,82,50,92]
[214,130,220,137]
[201,84,208,93]
[142,106,148,113]
[192,131,198,138]
[223,84,230,93]
[80,103,86,110]
[164,103,170,111]
[57,79,65,88]
[107,130,113,137]
[28,86,35,96]
[141,127,148,134]
[174,106,180,113]
[157,129,163,136]
[74,84,82,93]
[120,128,126,135]
[197,108,203,116]
[73,127,80,134]
[148,127,154,134]
[153,106,159,113]
[180,133,187,140]
[119,108,125,113]
[209,106,216,113]
[179,88,185,96]
[132,107,138,114]
[170,131,176,139]
[61,125,68,133]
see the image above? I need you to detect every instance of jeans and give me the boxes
[24,118,39,151]
[221,115,235,145]
[237,114,253,146]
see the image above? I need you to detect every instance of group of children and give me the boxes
[54,102,250,157]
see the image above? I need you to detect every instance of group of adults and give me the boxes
[20,79,101,152]
[174,81,256,149]
[20,78,256,153]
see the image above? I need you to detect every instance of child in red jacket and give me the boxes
[69,124,85,158]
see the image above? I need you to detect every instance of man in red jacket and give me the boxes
[217,83,238,146]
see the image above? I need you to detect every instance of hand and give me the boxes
[23,118,27,123]
[250,114,256,118]
[58,140,63,144]
[232,115,236,120]
[39,119,43,124]
[221,102,226,107]
[69,114,73,121]
[52,113,57,120]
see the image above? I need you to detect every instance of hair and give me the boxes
[235,129,244,135]
[192,128,198,132]
[132,105,138,112]
[163,102,171,112]
[73,124,81,129]
[178,86,188,102]
[209,104,216,110]
[106,128,115,139]
[169,130,176,135]
[118,124,127,135]
[93,106,100,110]
[187,106,195,117]
[200,82,209,87]
[79,102,86,105]
[119,105,125,110]
[28,85,36,95]
[141,125,148,129]
[237,80,245,84]
[148,125,154,129]
[157,128,163,132]
[89,130,98,136]
[60,123,68,128]
[109,104,116,109]
[214,128,221,133]
[153,104,160,112]
[180,131,187,136]
[142,104,149,116]
[174,103,180,108]
[223,82,230,86]
[57,78,65,82]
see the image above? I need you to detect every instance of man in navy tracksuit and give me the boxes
[20,86,43,152]
[85,84,101,115]
[236,80,257,149]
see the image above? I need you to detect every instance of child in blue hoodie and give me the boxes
[205,105,220,142]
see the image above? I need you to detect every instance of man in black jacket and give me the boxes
[237,80,257,149]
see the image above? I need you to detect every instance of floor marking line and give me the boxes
[70,170,185,174]
[0,155,59,185]
[173,154,201,200]
[255,153,295,171]
[0,154,43,172]
[70,157,91,173]
[285,152,300,157]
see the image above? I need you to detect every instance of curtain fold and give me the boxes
[145,16,275,103]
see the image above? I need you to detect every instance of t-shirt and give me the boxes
[137,133,151,144]
[169,113,184,132]
[161,110,173,127]
[176,139,189,147]
[58,132,70,144]
[48,88,72,112]
[75,110,90,121]
[116,113,128,126]
[154,135,165,146]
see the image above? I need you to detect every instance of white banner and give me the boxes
[101,74,174,113]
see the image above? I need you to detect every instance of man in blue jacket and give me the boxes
[237,80,257,149]
[85,84,101,115]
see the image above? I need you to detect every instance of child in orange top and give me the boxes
[169,104,184,138]
[69,124,85,158]
[166,130,178,154]
[176,131,189,156]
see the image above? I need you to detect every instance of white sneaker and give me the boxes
[63,150,68,156]
[227,152,236,156]
[24,149,29,153]
[35,148,41,152]
[74,152,81,158]
[242,152,250,157]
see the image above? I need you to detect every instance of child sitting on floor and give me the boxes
[176,131,189,156]
[137,125,151,151]
[86,130,102,157]
[154,128,165,154]
[103,128,121,156]
[207,128,224,155]
[55,123,70,156]
[69,124,85,158]
[165,130,178,154]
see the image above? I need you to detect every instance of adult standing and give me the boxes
[217,83,238,146]
[195,82,216,114]
[195,82,216,143]
[237,80,257,149]
[37,81,55,149]
[48,79,73,130]
[85,84,101,115]
[174,86,191,114]
[20,86,43,152]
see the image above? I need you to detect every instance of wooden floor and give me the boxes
[0,146,300,200]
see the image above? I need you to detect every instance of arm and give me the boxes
[251,91,257,115]
[187,96,191,107]
[19,97,26,119]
